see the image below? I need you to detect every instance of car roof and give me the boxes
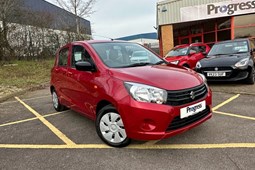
[73,40,131,44]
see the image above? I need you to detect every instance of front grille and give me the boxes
[166,84,208,106]
[166,106,210,131]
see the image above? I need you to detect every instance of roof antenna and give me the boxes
[93,34,114,41]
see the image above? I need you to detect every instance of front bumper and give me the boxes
[118,89,212,141]
[197,67,250,82]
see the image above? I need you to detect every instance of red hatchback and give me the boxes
[50,40,212,147]
[164,43,210,69]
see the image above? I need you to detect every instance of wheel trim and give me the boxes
[52,92,59,109]
[100,112,127,144]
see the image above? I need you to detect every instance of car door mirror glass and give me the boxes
[75,61,95,72]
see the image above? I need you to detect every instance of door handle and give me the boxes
[66,72,73,77]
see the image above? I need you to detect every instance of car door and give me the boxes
[188,45,208,69]
[53,45,72,107]
[66,44,99,118]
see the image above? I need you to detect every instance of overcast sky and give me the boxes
[45,0,159,39]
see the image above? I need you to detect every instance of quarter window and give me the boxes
[58,48,69,66]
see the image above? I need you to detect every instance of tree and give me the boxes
[55,0,96,39]
[0,0,21,61]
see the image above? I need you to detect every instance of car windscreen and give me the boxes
[208,40,249,56]
[166,47,189,57]
[91,42,163,68]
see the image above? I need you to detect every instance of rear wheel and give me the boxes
[52,89,66,111]
[246,66,255,84]
[96,105,131,147]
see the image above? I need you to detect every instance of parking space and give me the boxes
[0,85,255,169]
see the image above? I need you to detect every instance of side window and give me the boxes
[198,46,206,53]
[72,45,93,67]
[58,48,69,66]
[249,40,255,50]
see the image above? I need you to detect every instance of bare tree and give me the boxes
[0,0,21,61]
[55,0,96,38]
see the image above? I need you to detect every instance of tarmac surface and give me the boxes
[0,83,254,170]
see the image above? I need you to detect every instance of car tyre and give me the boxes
[52,89,66,111]
[96,105,131,147]
[246,66,255,84]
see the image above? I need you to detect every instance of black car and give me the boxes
[196,38,255,84]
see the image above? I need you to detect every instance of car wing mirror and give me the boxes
[75,61,96,72]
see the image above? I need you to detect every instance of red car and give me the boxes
[50,40,212,147]
[164,43,210,69]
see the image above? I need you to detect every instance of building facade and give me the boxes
[157,0,255,56]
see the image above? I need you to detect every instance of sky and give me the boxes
[45,0,160,39]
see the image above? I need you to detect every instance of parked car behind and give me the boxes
[51,40,212,147]
[164,43,210,69]
[196,38,255,84]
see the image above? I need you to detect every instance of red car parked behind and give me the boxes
[164,43,210,69]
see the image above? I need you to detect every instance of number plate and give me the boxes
[180,101,206,119]
[207,72,226,77]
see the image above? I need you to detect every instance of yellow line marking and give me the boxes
[212,94,240,111]
[0,95,51,105]
[143,140,160,145]
[15,97,75,146]
[0,143,255,149]
[214,111,255,121]
[0,111,69,127]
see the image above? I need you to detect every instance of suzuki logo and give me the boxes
[215,67,219,71]
[190,91,195,100]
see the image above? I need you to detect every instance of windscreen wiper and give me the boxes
[125,62,152,67]
[154,60,166,65]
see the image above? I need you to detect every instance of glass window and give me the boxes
[217,17,231,30]
[204,19,216,32]
[71,45,93,67]
[58,48,69,66]
[208,40,249,55]
[217,30,231,41]
[204,32,215,43]
[191,36,202,43]
[166,47,189,57]
[180,38,189,44]
[235,27,255,38]
[190,24,202,34]
[234,14,255,27]
[91,42,163,68]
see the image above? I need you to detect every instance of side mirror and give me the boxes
[75,61,96,72]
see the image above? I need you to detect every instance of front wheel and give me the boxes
[246,66,255,84]
[96,105,131,147]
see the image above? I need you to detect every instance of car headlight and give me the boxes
[235,58,249,68]
[170,60,179,65]
[196,61,202,69]
[198,73,207,83]
[124,82,167,104]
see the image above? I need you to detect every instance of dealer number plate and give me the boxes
[180,101,206,119]
[207,72,226,77]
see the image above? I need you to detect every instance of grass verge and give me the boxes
[0,59,54,88]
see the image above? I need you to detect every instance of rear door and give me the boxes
[53,45,72,107]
